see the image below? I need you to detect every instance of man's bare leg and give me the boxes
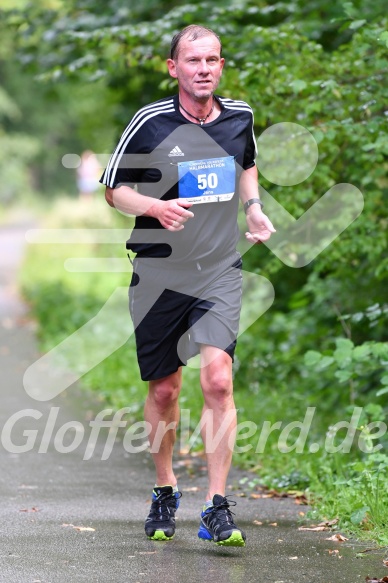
[197,345,245,545]
[144,368,182,486]
[199,346,237,501]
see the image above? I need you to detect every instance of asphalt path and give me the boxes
[0,221,387,583]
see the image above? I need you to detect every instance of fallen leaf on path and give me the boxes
[289,556,298,560]
[269,522,278,527]
[138,551,157,555]
[299,518,339,532]
[262,490,288,499]
[365,577,388,582]
[174,459,194,467]
[288,490,309,505]
[253,520,263,525]
[61,523,95,532]
[318,518,339,527]
[325,534,348,542]
[182,487,201,492]
[294,495,309,505]
[19,507,39,512]
[383,560,388,567]
[191,451,206,458]
[327,549,342,558]
[252,488,308,505]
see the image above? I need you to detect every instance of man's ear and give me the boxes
[167,58,178,79]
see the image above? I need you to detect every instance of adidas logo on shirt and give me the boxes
[168,146,185,157]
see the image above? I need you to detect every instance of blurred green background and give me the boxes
[1,0,387,543]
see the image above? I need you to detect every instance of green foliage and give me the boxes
[0,12,119,201]
[0,83,40,203]
[305,337,388,403]
[307,452,388,545]
[8,0,388,545]
[20,197,143,409]
[0,127,40,204]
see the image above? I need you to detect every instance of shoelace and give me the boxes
[206,497,238,529]
[150,491,182,522]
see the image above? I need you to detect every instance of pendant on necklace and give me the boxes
[179,99,215,125]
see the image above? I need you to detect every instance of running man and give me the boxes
[100,24,275,546]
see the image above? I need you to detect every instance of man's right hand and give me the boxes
[149,199,194,231]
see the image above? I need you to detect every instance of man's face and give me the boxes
[167,34,225,102]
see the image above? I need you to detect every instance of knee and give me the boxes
[149,375,181,411]
[201,367,233,405]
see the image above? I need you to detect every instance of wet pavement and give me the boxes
[0,222,387,583]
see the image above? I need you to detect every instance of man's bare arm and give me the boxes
[105,185,194,231]
[239,166,276,243]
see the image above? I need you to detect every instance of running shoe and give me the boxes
[198,494,246,546]
[144,485,181,541]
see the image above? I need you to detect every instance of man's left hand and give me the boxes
[245,207,276,244]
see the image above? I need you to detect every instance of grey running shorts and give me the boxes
[129,252,243,381]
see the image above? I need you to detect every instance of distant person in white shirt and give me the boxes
[77,150,100,199]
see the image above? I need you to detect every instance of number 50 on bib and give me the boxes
[178,156,236,204]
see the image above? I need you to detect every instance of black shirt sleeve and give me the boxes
[99,111,152,189]
[243,111,257,170]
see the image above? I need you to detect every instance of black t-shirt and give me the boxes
[100,94,257,264]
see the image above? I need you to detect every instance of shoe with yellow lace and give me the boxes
[145,486,181,541]
[198,494,246,546]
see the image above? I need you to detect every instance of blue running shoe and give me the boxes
[198,494,246,546]
[145,486,181,541]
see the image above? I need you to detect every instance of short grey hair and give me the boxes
[169,25,222,60]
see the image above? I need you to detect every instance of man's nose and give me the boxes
[198,59,210,74]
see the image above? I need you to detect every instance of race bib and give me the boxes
[178,156,236,204]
